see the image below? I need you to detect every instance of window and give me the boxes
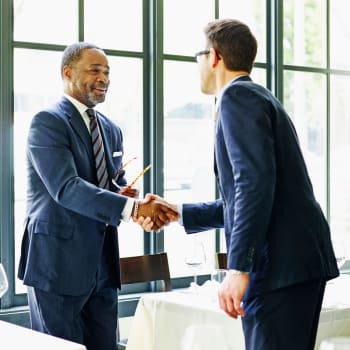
[97,56,144,259]
[163,0,215,280]
[13,0,78,44]
[13,49,62,294]
[163,60,215,278]
[282,0,350,257]
[329,1,350,258]
[1,0,350,314]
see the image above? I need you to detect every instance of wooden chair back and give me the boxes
[120,252,172,291]
[216,252,227,270]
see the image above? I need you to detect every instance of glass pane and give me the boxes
[95,57,144,258]
[283,0,326,67]
[13,0,78,44]
[330,75,350,254]
[164,0,214,56]
[330,0,350,70]
[163,60,216,278]
[85,0,142,52]
[219,0,266,63]
[14,49,63,294]
[283,71,327,210]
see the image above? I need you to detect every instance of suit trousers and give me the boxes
[27,231,119,350]
[27,284,118,350]
[241,278,326,350]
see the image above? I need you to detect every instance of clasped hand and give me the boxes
[119,186,177,231]
[133,194,178,231]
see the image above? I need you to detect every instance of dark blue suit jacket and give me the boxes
[18,97,128,296]
[183,76,339,299]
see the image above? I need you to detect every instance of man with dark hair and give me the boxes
[140,19,339,350]
[18,42,177,350]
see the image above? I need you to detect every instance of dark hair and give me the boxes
[60,42,102,78]
[204,19,257,73]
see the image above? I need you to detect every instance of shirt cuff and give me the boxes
[121,198,135,222]
[178,204,184,226]
[228,269,249,275]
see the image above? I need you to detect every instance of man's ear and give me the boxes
[62,65,72,80]
[209,47,220,68]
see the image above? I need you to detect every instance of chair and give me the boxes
[215,252,227,269]
[120,252,172,291]
[117,253,172,350]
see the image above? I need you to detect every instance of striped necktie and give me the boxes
[86,109,109,189]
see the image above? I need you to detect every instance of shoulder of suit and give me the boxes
[225,79,270,99]
[31,99,73,125]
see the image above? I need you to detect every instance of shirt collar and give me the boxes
[63,93,92,116]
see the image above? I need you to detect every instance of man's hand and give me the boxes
[136,194,178,231]
[218,272,249,319]
[119,186,139,198]
[132,196,178,231]
[137,216,154,232]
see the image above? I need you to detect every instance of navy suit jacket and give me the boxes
[18,97,128,296]
[183,76,339,299]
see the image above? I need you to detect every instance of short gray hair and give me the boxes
[60,42,102,78]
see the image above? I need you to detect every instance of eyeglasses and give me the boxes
[194,49,210,60]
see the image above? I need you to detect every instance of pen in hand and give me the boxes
[117,164,151,199]
[128,164,152,188]
[114,156,138,179]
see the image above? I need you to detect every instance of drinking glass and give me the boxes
[185,238,206,289]
[0,263,9,298]
[211,269,228,284]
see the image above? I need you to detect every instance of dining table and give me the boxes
[0,320,87,350]
[125,274,350,350]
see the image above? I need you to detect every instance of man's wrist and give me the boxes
[228,269,249,275]
[121,198,134,222]
[132,200,139,219]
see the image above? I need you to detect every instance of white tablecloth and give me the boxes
[126,275,350,350]
[0,320,87,350]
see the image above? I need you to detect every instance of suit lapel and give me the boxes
[60,97,118,185]
[61,98,95,166]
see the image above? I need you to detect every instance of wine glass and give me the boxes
[185,237,206,290]
[0,263,9,298]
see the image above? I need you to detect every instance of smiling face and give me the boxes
[63,48,110,107]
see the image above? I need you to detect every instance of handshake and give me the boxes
[133,194,178,231]
[119,187,178,231]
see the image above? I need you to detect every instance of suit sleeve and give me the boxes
[220,85,276,271]
[27,111,127,226]
[182,199,224,233]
